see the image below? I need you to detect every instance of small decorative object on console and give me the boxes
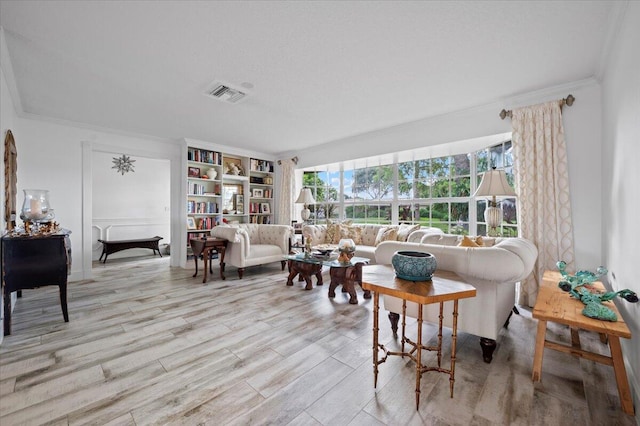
[20,189,54,222]
[391,250,437,281]
[557,260,638,321]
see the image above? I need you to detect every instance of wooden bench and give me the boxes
[98,236,163,263]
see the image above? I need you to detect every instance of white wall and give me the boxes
[92,152,170,261]
[293,80,604,270]
[601,2,640,419]
[14,117,183,280]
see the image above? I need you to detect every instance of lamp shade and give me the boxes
[473,169,516,198]
[295,187,316,205]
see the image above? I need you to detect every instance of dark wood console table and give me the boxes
[1,232,72,335]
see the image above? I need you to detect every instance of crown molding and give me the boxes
[18,110,178,146]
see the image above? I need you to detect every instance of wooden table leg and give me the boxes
[449,300,458,398]
[570,327,581,348]
[192,251,199,278]
[415,302,423,410]
[532,319,547,382]
[373,292,379,388]
[608,335,635,415]
[201,248,209,283]
[218,246,226,280]
[437,302,444,368]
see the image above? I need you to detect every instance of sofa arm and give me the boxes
[210,225,243,243]
[211,225,250,258]
[258,225,294,254]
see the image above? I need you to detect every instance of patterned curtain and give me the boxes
[511,100,575,307]
[276,158,296,225]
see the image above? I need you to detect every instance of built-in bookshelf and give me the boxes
[184,143,276,259]
[186,147,223,249]
[249,158,275,224]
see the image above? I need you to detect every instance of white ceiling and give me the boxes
[0,1,616,156]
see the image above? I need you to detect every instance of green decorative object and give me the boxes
[556,260,639,322]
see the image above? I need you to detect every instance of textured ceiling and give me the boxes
[0,1,615,155]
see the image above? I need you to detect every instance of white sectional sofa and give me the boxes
[374,233,538,362]
[211,224,293,278]
[302,223,443,262]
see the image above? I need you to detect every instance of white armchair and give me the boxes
[211,224,293,279]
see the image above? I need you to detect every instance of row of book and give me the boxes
[250,215,272,224]
[188,182,219,195]
[188,148,221,165]
[196,216,218,230]
[187,201,218,214]
[250,158,274,173]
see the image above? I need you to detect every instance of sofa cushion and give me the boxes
[397,224,420,242]
[249,244,284,259]
[458,235,485,247]
[375,226,399,246]
[339,225,363,245]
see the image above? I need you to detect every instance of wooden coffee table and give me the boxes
[532,270,634,415]
[361,265,476,410]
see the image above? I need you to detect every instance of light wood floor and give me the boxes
[0,256,636,425]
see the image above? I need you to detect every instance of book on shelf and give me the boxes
[187,201,218,214]
[250,158,274,173]
[188,148,221,165]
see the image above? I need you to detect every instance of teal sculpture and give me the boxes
[556,261,638,322]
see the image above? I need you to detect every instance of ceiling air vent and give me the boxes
[205,83,248,104]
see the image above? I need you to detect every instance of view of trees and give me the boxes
[302,141,517,235]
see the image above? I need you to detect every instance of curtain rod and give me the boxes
[277,156,298,165]
[499,94,575,120]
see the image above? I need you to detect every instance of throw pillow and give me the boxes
[396,224,420,242]
[339,225,363,245]
[325,219,355,244]
[325,222,342,244]
[375,226,399,246]
[457,235,485,247]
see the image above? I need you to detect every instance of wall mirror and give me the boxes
[4,130,17,230]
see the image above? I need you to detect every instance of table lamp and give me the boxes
[295,187,316,224]
[473,168,516,236]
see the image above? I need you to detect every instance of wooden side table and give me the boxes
[190,237,227,283]
[532,270,634,415]
[361,265,476,410]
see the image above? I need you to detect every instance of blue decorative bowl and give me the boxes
[391,251,437,281]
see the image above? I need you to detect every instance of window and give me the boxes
[301,140,517,236]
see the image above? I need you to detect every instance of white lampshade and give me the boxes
[473,169,516,236]
[295,187,316,222]
[473,169,517,201]
[295,187,316,205]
